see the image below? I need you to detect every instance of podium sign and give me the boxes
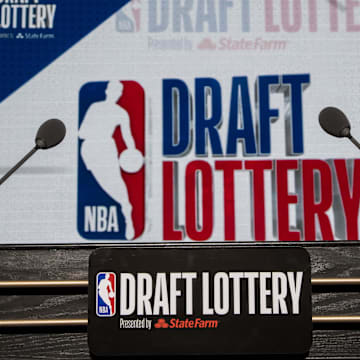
[88,246,312,356]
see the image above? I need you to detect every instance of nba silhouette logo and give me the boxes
[96,272,116,317]
[116,0,141,32]
[77,80,145,241]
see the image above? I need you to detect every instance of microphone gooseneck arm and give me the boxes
[349,135,360,150]
[0,146,39,186]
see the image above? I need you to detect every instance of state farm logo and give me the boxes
[154,318,169,328]
[154,318,219,329]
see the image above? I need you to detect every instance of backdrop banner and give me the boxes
[1,0,360,244]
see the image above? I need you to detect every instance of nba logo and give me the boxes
[96,272,116,317]
[77,80,145,241]
[116,0,141,32]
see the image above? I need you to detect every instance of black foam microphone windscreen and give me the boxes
[35,119,66,149]
[319,107,351,138]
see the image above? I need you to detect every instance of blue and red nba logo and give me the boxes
[116,0,141,32]
[96,272,116,317]
[77,80,145,240]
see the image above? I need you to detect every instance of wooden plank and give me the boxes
[0,332,359,360]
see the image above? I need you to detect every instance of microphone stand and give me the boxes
[0,119,66,187]
[0,146,39,186]
[349,135,360,150]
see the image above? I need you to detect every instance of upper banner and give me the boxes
[1,0,360,244]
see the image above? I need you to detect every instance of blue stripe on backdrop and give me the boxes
[0,0,130,103]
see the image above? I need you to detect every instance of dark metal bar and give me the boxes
[1,278,360,289]
[0,319,88,328]
[0,316,359,328]
[0,280,88,289]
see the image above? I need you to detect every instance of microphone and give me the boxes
[319,107,360,150]
[35,119,66,149]
[0,119,66,186]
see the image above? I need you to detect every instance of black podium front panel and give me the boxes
[88,246,312,357]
